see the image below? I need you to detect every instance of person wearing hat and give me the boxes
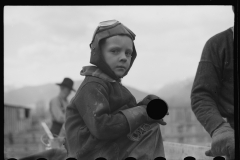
[191,6,235,160]
[64,20,167,160]
[49,77,75,137]
[19,20,167,160]
[18,78,75,160]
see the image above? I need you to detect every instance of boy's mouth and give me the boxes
[116,67,126,71]
[116,66,126,70]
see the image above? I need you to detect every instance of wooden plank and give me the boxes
[6,141,223,160]
[163,141,225,160]
[163,133,210,138]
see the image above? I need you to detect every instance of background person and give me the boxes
[49,77,75,137]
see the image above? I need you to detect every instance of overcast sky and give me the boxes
[4,6,234,93]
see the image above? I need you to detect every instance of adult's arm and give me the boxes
[191,38,226,136]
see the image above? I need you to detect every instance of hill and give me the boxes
[4,77,195,109]
[4,80,149,109]
[154,77,194,108]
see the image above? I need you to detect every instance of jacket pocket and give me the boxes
[127,123,151,142]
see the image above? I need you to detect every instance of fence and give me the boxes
[4,104,32,135]
[161,106,211,146]
[4,123,46,159]
[164,141,217,160]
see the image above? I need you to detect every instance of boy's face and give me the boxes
[101,35,133,78]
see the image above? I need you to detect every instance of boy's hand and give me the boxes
[49,137,65,149]
[139,94,168,126]
[141,105,167,125]
[137,94,160,106]
[205,123,235,159]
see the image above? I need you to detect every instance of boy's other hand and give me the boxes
[137,94,160,106]
[49,137,65,149]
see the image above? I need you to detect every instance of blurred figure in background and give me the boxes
[191,6,235,160]
[18,77,76,160]
[49,77,75,137]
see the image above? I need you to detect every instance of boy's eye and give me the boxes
[126,51,132,57]
[111,49,119,54]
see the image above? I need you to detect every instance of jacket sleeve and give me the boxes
[119,106,149,135]
[73,82,148,140]
[191,38,226,136]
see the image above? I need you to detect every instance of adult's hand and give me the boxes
[205,123,235,159]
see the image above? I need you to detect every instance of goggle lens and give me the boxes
[99,20,119,27]
[90,20,120,48]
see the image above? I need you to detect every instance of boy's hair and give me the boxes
[89,20,137,80]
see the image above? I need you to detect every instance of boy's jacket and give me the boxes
[64,66,164,159]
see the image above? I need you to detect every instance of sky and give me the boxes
[4,6,234,93]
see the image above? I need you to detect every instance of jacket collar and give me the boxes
[80,65,118,83]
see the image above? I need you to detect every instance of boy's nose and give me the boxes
[119,52,127,61]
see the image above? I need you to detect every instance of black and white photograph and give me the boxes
[4,5,236,160]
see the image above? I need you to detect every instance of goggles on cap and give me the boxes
[98,19,119,27]
[90,20,120,48]
[90,20,135,49]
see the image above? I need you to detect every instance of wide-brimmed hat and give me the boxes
[56,77,76,92]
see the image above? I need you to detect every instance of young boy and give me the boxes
[65,20,167,160]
